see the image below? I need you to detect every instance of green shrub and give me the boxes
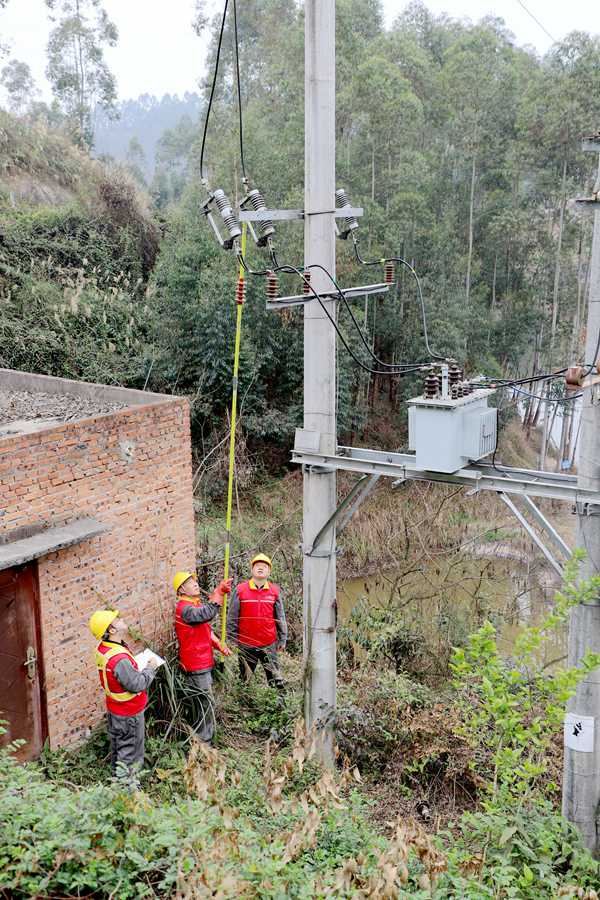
[442,801,600,898]
[451,553,600,803]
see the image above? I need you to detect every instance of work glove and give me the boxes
[276,641,286,652]
[209,578,232,605]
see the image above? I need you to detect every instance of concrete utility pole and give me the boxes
[563,142,600,854]
[303,0,337,763]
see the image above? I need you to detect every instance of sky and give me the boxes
[0,0,599,104]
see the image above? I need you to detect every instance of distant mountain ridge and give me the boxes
[94,92,201,175]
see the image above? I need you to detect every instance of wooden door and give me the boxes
[0,564,47,760]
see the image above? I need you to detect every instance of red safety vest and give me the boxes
[95,641,147,716]
[175,598,215,672]
[236,579,279,648]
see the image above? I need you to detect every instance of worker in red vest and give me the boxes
[173,570,232,743]
[89,609,159,784]
[227,553,287,690]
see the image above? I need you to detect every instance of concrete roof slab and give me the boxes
[0,518,109,570]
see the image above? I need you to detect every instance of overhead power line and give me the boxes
[515,0,556,44]
[199,0,229,183]
[232,0,247,183]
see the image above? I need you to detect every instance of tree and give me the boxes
[0,60,37,114]
[45,0,118,148]
[125,135,147,185]
[442,22,520,306]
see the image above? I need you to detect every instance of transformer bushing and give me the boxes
[424,372,440,398]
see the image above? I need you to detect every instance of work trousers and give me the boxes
[238,645,284,690]
[185,670,215,743]
[107,711,145,782]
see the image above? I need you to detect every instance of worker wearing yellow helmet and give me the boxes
[227,553,287,691]
[89,609,159,785]
[173,570,232,743]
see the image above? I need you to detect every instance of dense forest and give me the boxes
[3,0,600,896]
[4,0,600,468]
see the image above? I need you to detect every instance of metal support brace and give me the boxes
[498,492,564,578]
[306,474,380,556]
[518,495,572,560]
[336,474,380,534]
[574,501,600,517]
[290,445,600,510]
[267,282,390,310]
[239,207,364,222]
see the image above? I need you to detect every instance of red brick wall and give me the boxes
[1,398,196,748]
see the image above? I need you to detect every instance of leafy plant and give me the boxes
[451,552,600,802]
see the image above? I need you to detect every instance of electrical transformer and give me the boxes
[407,388,497,473]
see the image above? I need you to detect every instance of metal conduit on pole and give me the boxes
[563,144,600,854]
[220,224,247,645]
[303,0,337,764]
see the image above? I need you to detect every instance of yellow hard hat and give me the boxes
[173,570,195,593]
[251,553,272,569]
[89,609,119,640]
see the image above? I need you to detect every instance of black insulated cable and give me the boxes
[238,246,429,369]
[199,0,229,183]
[306,262,430,370]
[232,0,247,184]
[237,251,427,374]
[271,262,426,378]
[352,238,445,362]
[507,385,583,404]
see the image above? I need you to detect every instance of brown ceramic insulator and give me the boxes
[236,278,246,305]
[565,365,584,389]
[456,383,464,397]
[448,364,461,387]
[424,373,439,398]
[266,271,279,300]
[302,270,311,295]
[451,384,458,399]
[384,261,395,284]
[463,381,473,395]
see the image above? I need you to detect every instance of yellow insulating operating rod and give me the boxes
[221,223,247,645]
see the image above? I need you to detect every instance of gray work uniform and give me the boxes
[180,601,220,743]
[227,584,287,690]
[107,652,156,782]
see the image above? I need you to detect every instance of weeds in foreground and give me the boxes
[2,717,599,898]
[4,562,600,896]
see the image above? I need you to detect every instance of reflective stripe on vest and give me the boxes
[95,643,137,702]
[95,642,148,716]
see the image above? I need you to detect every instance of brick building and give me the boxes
[0,369,196,757]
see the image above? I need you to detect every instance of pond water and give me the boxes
[338,551,566,669]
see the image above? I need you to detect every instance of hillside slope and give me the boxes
[0,111,159,384]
